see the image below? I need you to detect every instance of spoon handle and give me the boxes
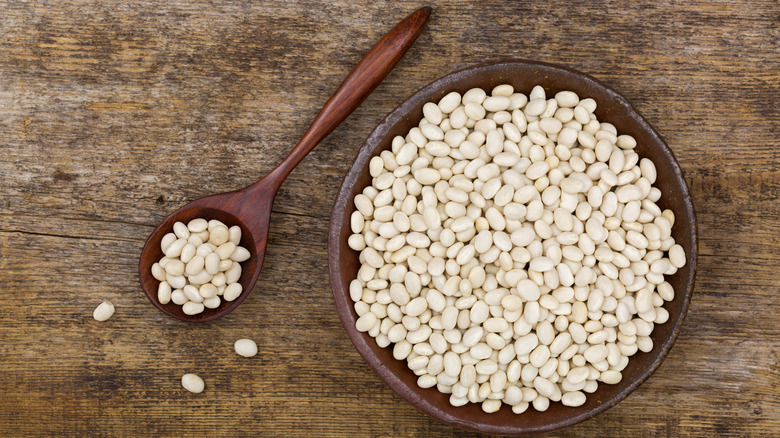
[263,7,431,187]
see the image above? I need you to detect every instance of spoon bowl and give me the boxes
[138,188,270,322]
[139,7,431,322]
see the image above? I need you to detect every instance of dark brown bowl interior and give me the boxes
[328,60,697,435]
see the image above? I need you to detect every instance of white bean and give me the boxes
[182,301,204,315]
[204,252,220,275]
[203,296,221,309]
[223,283,243,302]
[183,285,203,303]
[669,244,686,268]
[158,281,172,304]
[225,263,242,284]
[185,253,206,276]
[439,92,462,114]
[211,242,235,260]
[171,289,187,305]
[92,301,115,321]
[164,238,187,258]
[423,102,443,124]
[173,221,190,239]
[161,233,177,252]
[181,373,205,393]
[228,225,242,245]
[187,218,208,233]
[188,269,212,285]
[561,391,586,407]
[234,339,258,357]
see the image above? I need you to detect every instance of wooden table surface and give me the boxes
[1,0,778,436]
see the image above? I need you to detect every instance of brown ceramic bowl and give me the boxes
[328,60,697,435]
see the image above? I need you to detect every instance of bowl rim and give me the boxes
[328,58,697,435]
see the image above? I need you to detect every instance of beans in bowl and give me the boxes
[347,83,686,414]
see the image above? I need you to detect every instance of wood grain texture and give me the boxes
[0,0,777,437]
[136,6,429,323]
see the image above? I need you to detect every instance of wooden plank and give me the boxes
[0,0,778,436]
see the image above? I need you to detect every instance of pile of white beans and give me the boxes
[348,84,686,414]
[151,218,251,315]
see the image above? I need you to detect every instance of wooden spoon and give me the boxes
[139,7,431,322]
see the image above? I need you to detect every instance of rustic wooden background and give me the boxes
[1,0,778,436]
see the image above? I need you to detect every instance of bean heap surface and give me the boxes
[152,218,250,315]
[348,84,686,414]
